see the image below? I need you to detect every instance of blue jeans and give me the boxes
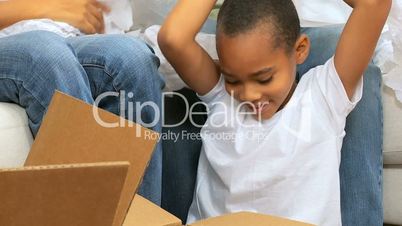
[162,25,383,226]
[0,30,165,205]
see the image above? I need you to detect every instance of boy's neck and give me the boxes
[277,81,297,112]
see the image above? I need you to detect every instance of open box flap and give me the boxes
[125,195,315,226]
[189,212,315,226]
[124,195,182,226]
[0,162,129,226]
[25,91,159,226]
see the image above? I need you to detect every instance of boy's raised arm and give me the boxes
[335,0,391,99]
[158,0,220,95]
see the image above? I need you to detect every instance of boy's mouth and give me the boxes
[247,101,271,115]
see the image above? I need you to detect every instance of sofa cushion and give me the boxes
[383,167,402,225]
[383,86,402,165]
[0,103,33,168]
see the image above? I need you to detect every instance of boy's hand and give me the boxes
[37,0,110,34]
[334,0,391,99]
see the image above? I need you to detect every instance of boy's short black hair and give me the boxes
[217,0,301,53]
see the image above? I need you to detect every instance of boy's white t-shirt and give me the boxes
[186,57,363,226]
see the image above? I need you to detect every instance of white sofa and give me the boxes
[383,86,402,225]
[0,103,32,168]
[1,85,401,224]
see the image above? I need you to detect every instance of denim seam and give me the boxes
[379,69,384,215]
[81,63,118,91]
[380,97,384,171]
[0,75,23,83]
[81,63,121,115]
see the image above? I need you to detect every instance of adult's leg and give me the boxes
[67,34,165,205]
[161,88,206,223]
[298,26,383,226]
[0,31,93,136]
[161,19,216,223]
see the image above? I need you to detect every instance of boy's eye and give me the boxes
[225,78,239,85]
[258,76,273,84]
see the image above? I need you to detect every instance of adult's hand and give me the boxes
[39,0,110,34]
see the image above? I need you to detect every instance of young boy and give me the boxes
[158,0,390,225]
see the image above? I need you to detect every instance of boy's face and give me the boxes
[216,28,309,120]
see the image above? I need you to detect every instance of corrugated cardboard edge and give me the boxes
[0,162,130,172]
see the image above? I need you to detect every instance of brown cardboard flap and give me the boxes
[123,195,182,226]
[25,91,159,226]
[189,212,315,226]
[0,162,129,226]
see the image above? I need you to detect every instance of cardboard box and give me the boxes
[125,195,314,226]
[6,91,313,226]
[0,162,129,226]
[25,91,160,226]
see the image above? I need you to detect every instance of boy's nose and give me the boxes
[239,83,261,102]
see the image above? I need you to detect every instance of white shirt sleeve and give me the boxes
[197,76,227,109]
[302,57,363,132]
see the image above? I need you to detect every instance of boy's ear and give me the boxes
[294,34,310,65]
